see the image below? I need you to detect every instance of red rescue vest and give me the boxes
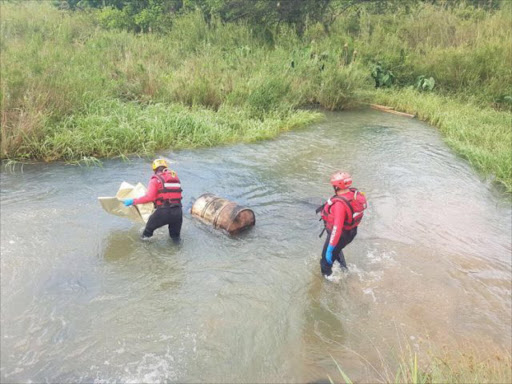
[321,188,367,231]
[153,170,182,207]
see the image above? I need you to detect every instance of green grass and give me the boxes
[11,99,321,161]
[367,88,512,193]
[329,1,512,106]
[0,3,362,161]
[330,344,512,384]
[1,2,511,192]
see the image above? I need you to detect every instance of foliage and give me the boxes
[54,0,338,35]
[367,88,512,192]
[9,100,321,161]
[97,7,135,30]
[206,0,334,36]
[330,345,512,384]
[494,94,512,106]
[52,0,510,38]
[315,65,368,110]
[371,62,395,88]
[415,75,435,91]
[1,1,511,191]
[55,0,179,32]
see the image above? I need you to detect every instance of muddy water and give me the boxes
[1,109,510,382]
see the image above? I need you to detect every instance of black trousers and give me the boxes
[143,206,183,239]
[320,227,357,276]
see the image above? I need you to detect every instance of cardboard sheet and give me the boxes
[98,181,154,224]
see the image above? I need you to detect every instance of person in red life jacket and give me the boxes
[319,171,367,277]
[123,159,183,242]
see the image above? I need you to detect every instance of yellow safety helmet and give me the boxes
[152,158,168,171]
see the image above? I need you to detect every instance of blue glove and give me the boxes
[326,244,335,265]
[123,198,134,207]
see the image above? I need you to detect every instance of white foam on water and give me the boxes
[118,330,198,384]
[363,287,377,303]
[366,248,396,265]
[346,263,383,283]
[122,348,178,384]
[322,262,350,283]
[92,376,115,384]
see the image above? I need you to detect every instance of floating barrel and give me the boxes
[191,193,255,235]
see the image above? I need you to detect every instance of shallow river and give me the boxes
[1,109,511,383]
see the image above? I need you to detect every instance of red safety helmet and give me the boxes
[330,171,352,189]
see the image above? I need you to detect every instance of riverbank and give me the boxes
[333,343,512,384]
[2,99,322,162]
[1,2,510,192]
[366,89,512,193]
[0,2,361,160]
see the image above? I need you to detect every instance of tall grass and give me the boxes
[328,1,512,106]
[328,329,511,384]
[0,3,365,161]
[11,99,321,161]
[331,345,512,384]
[367,88,512,192]
[1,2,511,191]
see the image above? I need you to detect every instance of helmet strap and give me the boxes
[334,185,351,194]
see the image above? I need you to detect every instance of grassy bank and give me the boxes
[334,354,512,384]
[331,342,512,384]
[1,2,511,191]
[367,88,512,192]
[0,2,366,161]
[15,100,321,161]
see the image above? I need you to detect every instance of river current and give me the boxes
[1,109,511,382]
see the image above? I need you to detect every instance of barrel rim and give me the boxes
[191,193,255,234]
[225,207,256,232]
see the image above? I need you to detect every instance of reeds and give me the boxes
[11,99,321,161]
[1,2,510,191]
[0,4,350,160]
[367,88,512,193]
[329,338,511,384]
[330,349,511,384]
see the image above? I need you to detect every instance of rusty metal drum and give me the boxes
[191,193,255,234]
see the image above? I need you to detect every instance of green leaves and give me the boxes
[371,62,395,88]
[415,75,435,92]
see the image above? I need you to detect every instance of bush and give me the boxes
[97,7,135,31]
[415,75,435,92]
[316,66,369,110]
[245,77,292,117]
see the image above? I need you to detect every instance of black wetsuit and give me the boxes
[320,227,357,276]
[143,205,183,240]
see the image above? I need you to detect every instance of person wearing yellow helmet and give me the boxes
[123,159,183,241]
[151,158,168,171]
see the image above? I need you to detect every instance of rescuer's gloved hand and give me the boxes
[123,198,134,207]
[326,244,335,265]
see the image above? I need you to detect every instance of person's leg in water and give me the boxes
[333,227,358,269]
[334,247,347,269]
[142,208,167,239]
[167,206,183,243]
[320,227,358,275]
[320,235,333,276]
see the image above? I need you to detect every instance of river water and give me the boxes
[1,109,511,383]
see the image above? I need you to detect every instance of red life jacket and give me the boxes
[321,188,367,231]
[152,170,182,207]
